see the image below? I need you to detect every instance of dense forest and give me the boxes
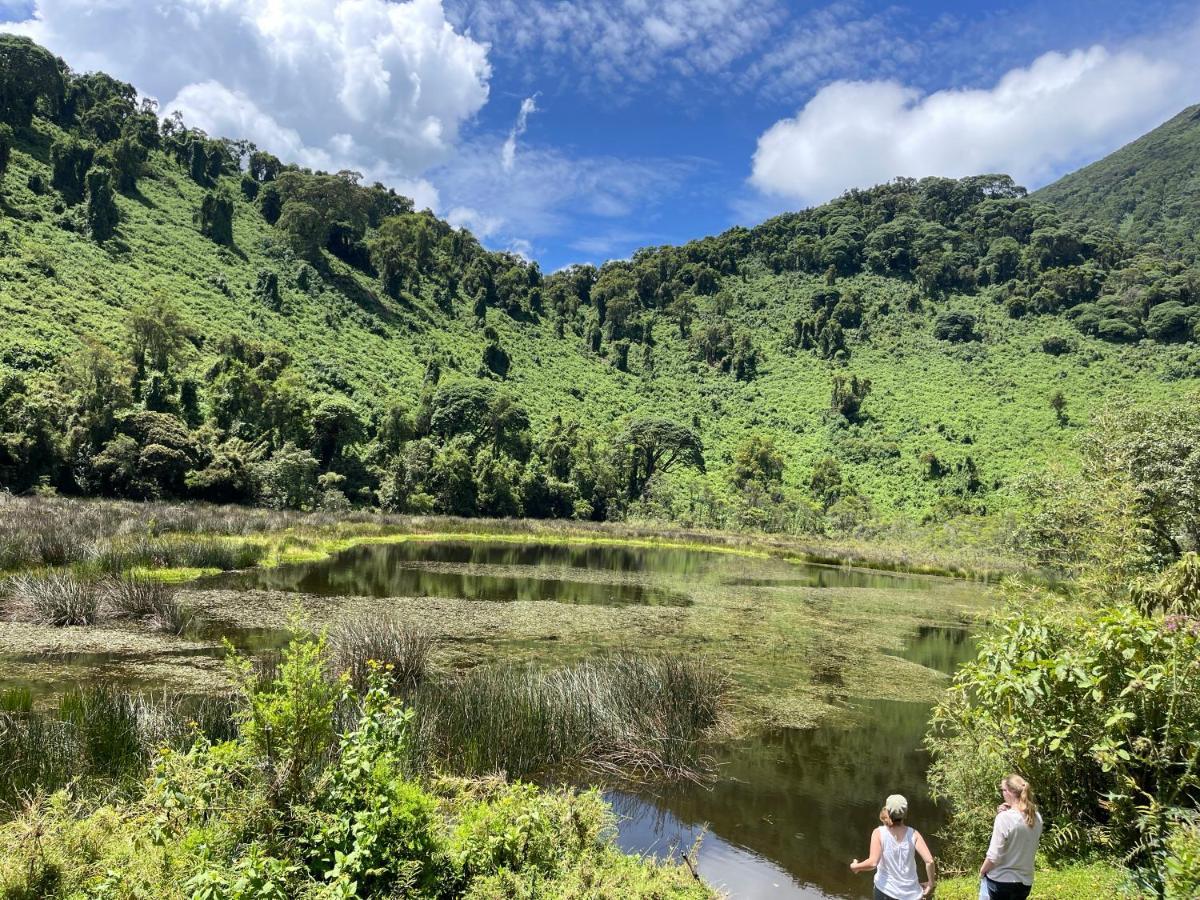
[1,32,1199,538]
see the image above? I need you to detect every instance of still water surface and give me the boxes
[4,540,975,897]
[612,625,975,899]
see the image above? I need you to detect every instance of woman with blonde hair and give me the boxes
[980,774,1043,899]
[850,794,936,899]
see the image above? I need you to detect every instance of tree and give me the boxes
[933,312,979,343]
[0,123,12,184]
[809,456,844,510]
[128,297,191,377]
[310,396,364,469]
[731,434,785,491]
[480,326,510,378]
[256,442,320,510]
[830,374,871,423]
[0,35,63,127]
[617,418,705,501]
[276,201,324,260]
[1049,391,1069,427]
[85,167,118,241]
[259,182,283,225]
[198,189,234,246]
[50,134,93,204]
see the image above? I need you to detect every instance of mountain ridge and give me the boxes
[1,33,1198,535]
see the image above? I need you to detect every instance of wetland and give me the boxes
[1,526,991,898]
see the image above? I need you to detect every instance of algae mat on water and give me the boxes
[1,535,992,727]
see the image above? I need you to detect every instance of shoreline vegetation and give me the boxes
[0,492,1022,582]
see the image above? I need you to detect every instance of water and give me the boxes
[611,625,977,898]
[0,539,979,896]
[195,540,694,606]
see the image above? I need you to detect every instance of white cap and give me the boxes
[885,794,908,817]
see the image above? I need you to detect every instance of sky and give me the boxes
[3,0,1199,270]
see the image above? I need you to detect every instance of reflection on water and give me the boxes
[1,538,976,898]
[196,541,692,606]
[613,626,977,899]
[196,540,931,605]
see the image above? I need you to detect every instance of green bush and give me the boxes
[935,860,1131,899]
[1165,819,1200,899]
[928,595,1200,869]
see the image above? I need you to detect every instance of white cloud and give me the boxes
[449,0,780,90]
[500,95,538,173]
[432,138,694,257]
[11,0,491,187]
[750,39,1196,205]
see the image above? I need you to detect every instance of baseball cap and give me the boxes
[885,794,908,817]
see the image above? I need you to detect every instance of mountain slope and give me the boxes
[1,35,1198,535]
[1036,104,1200,261]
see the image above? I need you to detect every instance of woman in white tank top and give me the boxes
[850,794,936,900]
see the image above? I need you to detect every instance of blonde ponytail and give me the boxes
[1004,774,1037,828]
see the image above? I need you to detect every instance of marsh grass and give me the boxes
[3,571,101,626]
[103,575,198,634]
[0,687,237,810]
[328,613,433,693]
[410,654,729,783]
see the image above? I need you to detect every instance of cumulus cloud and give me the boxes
[10,0,491,186]
[750,39,1196,205]
[500,95,538,172]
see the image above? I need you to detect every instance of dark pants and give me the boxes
[873,889,900,900]
[985,876,1032,900]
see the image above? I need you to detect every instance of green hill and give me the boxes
[1,34,1198,535]
[1036,104,1200,261]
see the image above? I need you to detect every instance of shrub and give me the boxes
[928,596,1200,868]
[1165,819,1200,899]
[934,311,979,342]
[4,571,100,625]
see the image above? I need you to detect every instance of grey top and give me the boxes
[986,808,1043,885]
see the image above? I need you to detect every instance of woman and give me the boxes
[980,774,1043,899]
[851,794,936,900]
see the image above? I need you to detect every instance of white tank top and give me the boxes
[874,826,923,900]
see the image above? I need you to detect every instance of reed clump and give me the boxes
[103,574,198,634]
[410,653,728,783]
[328,612,433,693]
[3,571,101,626]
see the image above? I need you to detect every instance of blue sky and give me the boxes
[4,0,1199,269]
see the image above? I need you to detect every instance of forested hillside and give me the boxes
[2,34,1199,534]
[1037,104,1200,261]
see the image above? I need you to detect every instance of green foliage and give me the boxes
[928,594,1200,874]
[198,188,234,246]
[84,166,118,241]
[830,373,871,423]
[935,860,1132,899]
[1037,104,1200,261]
[255,441,320,510]
[1164,819,1200,898]
[0,638,715,898]
[0,122,11,181]
[49,133,92,204]
[0,34,62,127]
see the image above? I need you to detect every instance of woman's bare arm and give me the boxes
[850,828,883,873]
[914,831,936,896]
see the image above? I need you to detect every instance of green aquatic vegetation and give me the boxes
[410,653,728,783]
[0,641,714,898]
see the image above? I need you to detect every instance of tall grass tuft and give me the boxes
[0,687,238,810]
[103,575,198,634]
[328,613,434,693]
[3,571,101,625]
[410,654,728,783]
